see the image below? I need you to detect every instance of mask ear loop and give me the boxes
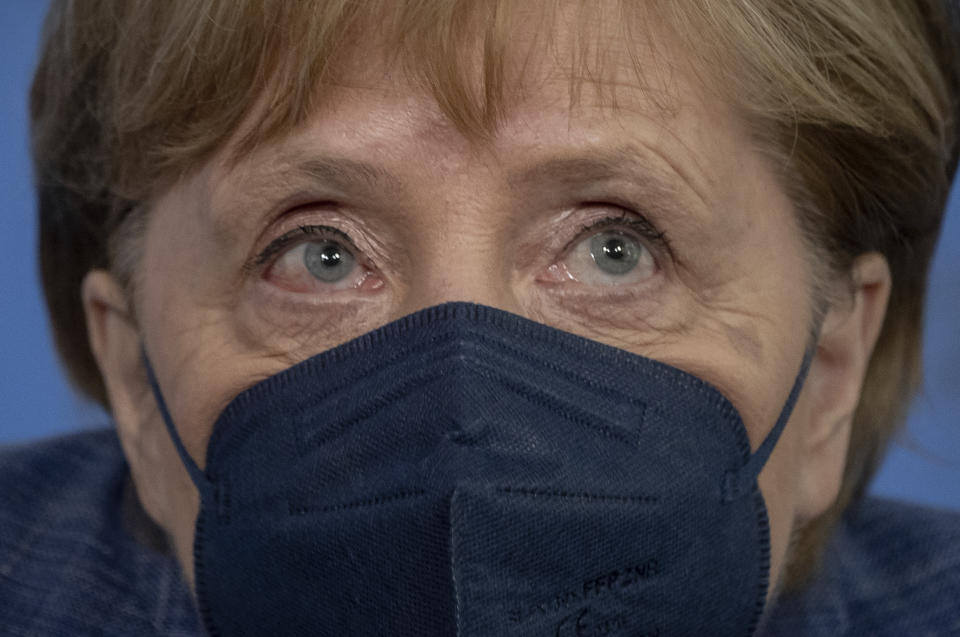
[141,347,215,502]
[722,341,817,502]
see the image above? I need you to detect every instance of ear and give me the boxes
[81,270,169,526]
[794,253,891,522]
[82,270,142,439]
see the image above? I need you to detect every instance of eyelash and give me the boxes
[247,208,671,278]
[247,225,362,273]
[563,210,671,259]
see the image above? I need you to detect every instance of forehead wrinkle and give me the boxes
[507,144,711,220]
[206,151,409,236]
[224,150,408,205]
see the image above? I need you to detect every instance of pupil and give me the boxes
[602,239,626,260]
[319,245,341,267]
[589,231,640,276]
[304,240,355,283]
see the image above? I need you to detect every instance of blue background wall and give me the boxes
[2,3,958,509]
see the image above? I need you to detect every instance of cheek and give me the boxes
[165,348,284,465]
[134,339,289,589]
[147,426,200,589]
[756,398,808,596]
[121,402,201,587]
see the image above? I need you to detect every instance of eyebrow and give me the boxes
[209,154,407,234]
[508,145,701,205]
[283,156,405,197]
[222,143,705,229]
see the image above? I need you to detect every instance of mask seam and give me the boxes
[495,486,659,505]
[746,486,772,636]
[289,489,427,516]
[193,508,221,637]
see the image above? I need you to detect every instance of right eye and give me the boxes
[302,240,357,283]
[262,227,380,294]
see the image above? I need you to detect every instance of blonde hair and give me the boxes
[30,0,959,589]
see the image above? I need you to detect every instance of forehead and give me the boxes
[217,0,725,166]
[207,2,738,214]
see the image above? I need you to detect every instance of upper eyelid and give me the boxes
[246,204,673,278]
[561,212,671,258]
[246,225,358,273]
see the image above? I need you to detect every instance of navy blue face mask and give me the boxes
[145,302,814,637]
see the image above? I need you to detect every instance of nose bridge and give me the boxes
[397,162,526,313]
[402,232,523,314]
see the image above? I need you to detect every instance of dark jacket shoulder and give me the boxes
[3,432,957,635]
[763,497,960,635]
[0,429,201,636]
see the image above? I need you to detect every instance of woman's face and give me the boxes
[84,11,888,601]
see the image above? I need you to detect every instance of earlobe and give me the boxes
[81,269,168,524]
[795,253,891,522]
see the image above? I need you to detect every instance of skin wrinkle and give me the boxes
[211,168,401,355]
[554,12,727,220]
[691,284,781,365]
[544,105,760,294]
[81,6,888,601]
[721,314,766,365]
[213,134,717,308]
[152,167,392,366]
[504,146,704,271]
[573,315,677,356]
[32,0,935,607]
[218,154,409,228]
[146,59,800,454]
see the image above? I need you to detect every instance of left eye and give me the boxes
[562,230,655,285]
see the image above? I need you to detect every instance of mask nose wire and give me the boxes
[141,316,815,505]
[140,346,214,501]
[722,340,818,503]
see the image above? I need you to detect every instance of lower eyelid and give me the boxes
[245,287,390,338]
[546,284,667,328]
